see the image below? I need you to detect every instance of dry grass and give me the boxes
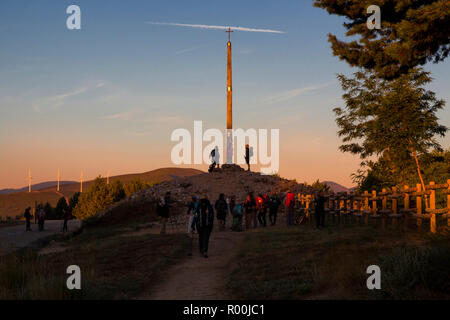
[227,223,450,300]
[0,223,190,299]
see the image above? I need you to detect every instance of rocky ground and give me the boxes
[131,164,314,216]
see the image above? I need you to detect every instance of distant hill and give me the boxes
[322,181,351,193]
[0,181,76,195]
[0,168,203,219]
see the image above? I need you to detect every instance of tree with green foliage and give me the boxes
[73,176,126,220]
[314,0,450,79]
[68,192,80,214]
[43,202,54,219]
[109,179,126,202]
[55,197,69,219]
[356,149,450,194]
[124,178,151,197]
[334,68,447,200]
[311,179,331,193]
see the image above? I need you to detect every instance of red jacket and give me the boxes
[285,192,294,208]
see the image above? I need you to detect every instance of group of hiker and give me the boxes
[157,189,328,258]
[23,204,71,233]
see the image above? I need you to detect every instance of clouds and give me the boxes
[102,109,186,126]
[146,22,286,34]
[263,82,333,104]
[32,81,107,111]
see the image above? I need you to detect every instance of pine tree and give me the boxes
[334,68,447,201]
[314,0,450,79]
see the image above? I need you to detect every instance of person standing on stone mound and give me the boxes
[215,193,228,231]
[196,193,214,258]
[244,144,252,171]
[209,146,220,172]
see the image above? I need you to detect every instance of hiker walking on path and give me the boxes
[314,191,326,229]
[228,196,235,229]
[269,192,281,226]
[38,208,46,231]
[62,207,70,233]
[186,195,200,256]
[24,207,32,231]
[215,193,228,231]
[186,196,200,234]
[256,194,268,227]
[285,190,295,226]
[244,192,257,230]
[196,193,214,258]
[231,198,244,232]
[158,192,171,234]
[244,144,252,171]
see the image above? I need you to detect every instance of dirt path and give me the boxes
[142,227,245,300]
[0,220,81,255]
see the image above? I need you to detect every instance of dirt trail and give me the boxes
[0,220,81,255]
[142,227,245,300]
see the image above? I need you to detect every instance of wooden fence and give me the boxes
[297,179,450,233]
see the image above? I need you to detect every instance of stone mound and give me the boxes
[130,165,315,215]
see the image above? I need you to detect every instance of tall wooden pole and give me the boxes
[226,27,234,164]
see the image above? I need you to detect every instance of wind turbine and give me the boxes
[80,171,83,193]
[28,168,32,193]
[57,168,61,192]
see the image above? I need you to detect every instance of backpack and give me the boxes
[233,204,243,216]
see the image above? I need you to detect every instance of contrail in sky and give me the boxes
[146,22,286,34]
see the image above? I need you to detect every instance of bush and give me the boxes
[378,246,450,299]
[73,177,126,220]
[124,178,151,197]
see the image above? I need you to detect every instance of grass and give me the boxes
[0,223,190,299]
[227,222,450,300]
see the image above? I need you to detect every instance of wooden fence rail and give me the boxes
[297,179,450,233]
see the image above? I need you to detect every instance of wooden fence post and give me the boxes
[447,179,450,227]
[381,188,387,229]
[372,190,377,226]
[429,181,436,233]
[404,185,410,229]
[392,186,398,227]
[416,183,422,227]
[364,190,369,225]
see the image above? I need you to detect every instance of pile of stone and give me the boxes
[129,164,315,216]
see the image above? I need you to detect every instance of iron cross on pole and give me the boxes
[226,27,233,42]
